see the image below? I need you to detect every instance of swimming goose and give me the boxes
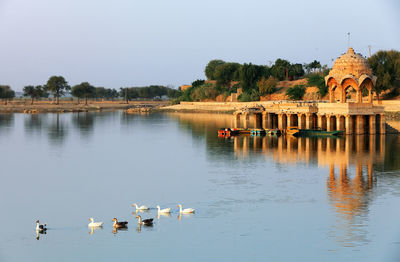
[112,218,128,228]
[156,205,171,213]
[177,204,195,214]
[132,203,150,211]
[136,215,153,226]
[35,220,47,232]
[88,218,103,227]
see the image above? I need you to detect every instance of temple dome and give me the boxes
[329,47,372,80]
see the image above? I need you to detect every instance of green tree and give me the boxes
[307,73,327,97]
[71,82,95,105]
[239,63,268,92]
[45,76,70,104]
[191,79,205,88]
[205,60,225,80]
[270,59,291,80]
[214,62,241,89]
[257,76,278,95]
[285,85,306,100]
[368,50,400,99]
[288,63,305,79]
[23,85,46,104]
[305,60,321,73]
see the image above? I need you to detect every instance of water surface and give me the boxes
[0,112,399,262]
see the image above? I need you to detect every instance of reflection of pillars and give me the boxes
[326,115,332,132]
[369,115,376,135]
[368,163,373,188]
[234,136,239,152]
[243,136,249,155]
[356,135,364,152]
[380,134,385,156]
[339,163,347,182]
[345,135,353,156]
[379,114,386,134]
[305,113,312,129]
[345,115,353,135]
[369,134,376,153]
[304,137,310,162]
[355,115,365,135]
[234,113,241,128]
[243,113,249,129]
[317,115,323,129]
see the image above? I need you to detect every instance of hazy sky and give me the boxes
[0,0,399,91]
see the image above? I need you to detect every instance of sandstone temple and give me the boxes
[234,47,386,134]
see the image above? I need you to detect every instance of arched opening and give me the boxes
[328,115,337,131]
[321,115,327,130]
[300,114,306,129]
[338,115,345,131]
[359,77,374,103]
[341,77,359,103]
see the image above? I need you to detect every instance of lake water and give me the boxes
[0,111,400,262]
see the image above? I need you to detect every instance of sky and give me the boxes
[0,0,399,91]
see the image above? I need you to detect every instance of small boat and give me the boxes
[299,129,344,137]
[265,129,281,136]
[250,129,266,136]
[286,127,300,136]
[218,128,240,137]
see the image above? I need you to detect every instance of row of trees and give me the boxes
[119,86,180,103]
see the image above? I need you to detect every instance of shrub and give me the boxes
[307,73,328,97]
[286,85,306,100]
[257,76,278,95]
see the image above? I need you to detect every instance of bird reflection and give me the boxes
[112,227,128,234]
[88,226,103,235]
[157,213,171,219]
[131,210,150,216]
[177,213,194,221]
[35,230,46,240]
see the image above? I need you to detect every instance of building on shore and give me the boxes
[233,48,386,134]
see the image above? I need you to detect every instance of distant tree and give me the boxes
[71,82,95,105]
[167,88,180,98]
[270,59,291,80]
[23,85,47,104]
[258,76,278,95]
[285,85,306,100]
[214,62,241,89]
[305,60,321,73]
[0,85,15,105]
[104,88,119,100]
[205,60,225,80]
[368,50,400,99]
[45,76,70,104]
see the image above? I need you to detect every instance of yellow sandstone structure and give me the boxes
[233,48,386,134]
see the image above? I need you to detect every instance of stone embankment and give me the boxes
[0,101,168,113]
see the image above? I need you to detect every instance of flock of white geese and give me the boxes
[36,203,195,235]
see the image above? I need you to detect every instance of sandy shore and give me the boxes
[0,100,169,113]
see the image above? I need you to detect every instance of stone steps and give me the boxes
[386,123,400,134]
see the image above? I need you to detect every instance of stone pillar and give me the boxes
[265,113,272,129]
[340,85,346,103]
[356,91,362,103]
[368,89,373,103]
[336,115,344,131]
[345,115,353,135]
[317,115,323,129]
[379,114,386,134]
[243,113,249,129]
[329,88,335,103]
[298,114,304,129]
[326,115,332,132]
[305,113,312,129]
[254,114,261,129]
[278,114,284,130]
[234,113,241,128]
[287,114,292,128]
[262,112,267,129]
[355,115,365,135]
[369,115,376,135]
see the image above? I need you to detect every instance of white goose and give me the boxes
[132,203,150,211]
[177,204,195,214]
[88,218,103,227]
[156,205,171,213]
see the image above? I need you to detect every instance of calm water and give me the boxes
[1,112,400,262]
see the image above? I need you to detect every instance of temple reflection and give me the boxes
[231,134,387,245]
